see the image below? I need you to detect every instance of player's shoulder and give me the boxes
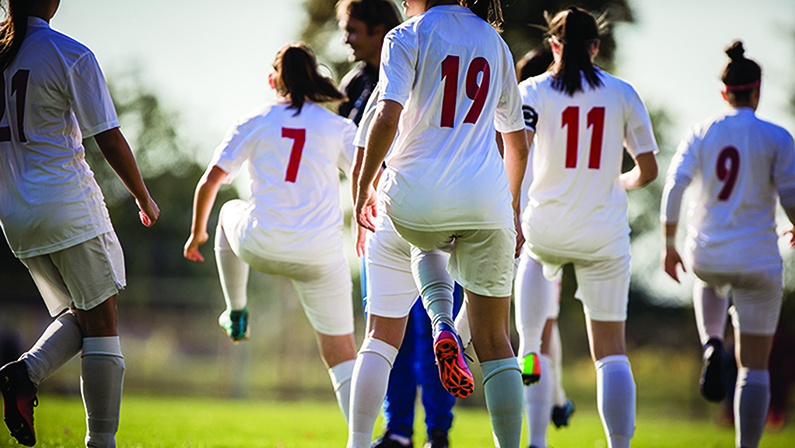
[26,20,94,66]
[596,70,641,98]
[519,71,554,92]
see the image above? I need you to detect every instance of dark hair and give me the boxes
[548,6,603,96]
[460,0,504,31]
[516,47,553,82]
[721,41,761,103]
[0,0,32,71]
[273,43,345,116]
[336,0,401,33]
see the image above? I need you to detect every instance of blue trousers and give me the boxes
[382,285,463,439]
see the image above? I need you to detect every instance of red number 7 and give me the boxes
[282,127,306,183]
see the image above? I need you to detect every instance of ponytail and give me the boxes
[548,7,603,97]
[0,0,31,71]
[721,41,761,103]
[273,43,345,116]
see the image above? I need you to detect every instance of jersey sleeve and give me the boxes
[494,43,524,134]
[622,84,659,158]
[772,130,795,209]
[67,52,119,138]
[338,119,358,179]
[379,28,417,107]
[518,79,540,132]
[660,129,699,223]
[353,87,379,148]
[209,118,256,184]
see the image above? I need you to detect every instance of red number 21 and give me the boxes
[561,106,605,169]
[282,127,305,183]
[440,55,490,127]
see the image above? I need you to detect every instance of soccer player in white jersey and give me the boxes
[0,1,160,447]
[518,7,658,448]
[661,41,795,448]
[512,46,577,446]
[351,1,529,447]
[183,43,358,426]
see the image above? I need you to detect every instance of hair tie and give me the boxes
[723,79,760,92]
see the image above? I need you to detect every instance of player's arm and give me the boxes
[620,152,658,190]
[356,100,400,232]
[660,176,687,282]
[501,129,530,257]
[94,127,159,226]
[184,165,228,262]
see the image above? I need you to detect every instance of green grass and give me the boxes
[7,394,794,448]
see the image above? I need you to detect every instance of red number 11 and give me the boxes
[561,106,605,169]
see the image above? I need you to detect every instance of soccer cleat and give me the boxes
[433,323,474,398]
[218,307,250,343]
[551,399,576,428]
[700,338,726,402]
[423,428,448,448]
[371,430,411,448]
[518,352,541,385]
[1,361,38,447]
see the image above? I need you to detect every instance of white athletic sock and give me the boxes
[547,323,567,406]
[454,303,471,348]
[514,255,552,358]
[595,355,635,448]
[734,368,770,448]
[348,338,398,448]
[525,355,554,448]
[81,337,124,448]
[481,358,524,448]
[329,359,355,425]
[215,222,249,310]
[20,312,82,385]
[693,283,729,345]
[410,248,454,330]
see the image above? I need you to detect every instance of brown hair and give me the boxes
[336,0,401,33]
[460,0,504,31]
[273,43,345,116]
[0,0,32,71]
[721,41,761,103]
[548,6,603,96]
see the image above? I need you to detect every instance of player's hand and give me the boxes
[355,224,368,257]
[136,197,160,227]
[184,232,208,262]
[355,185,378,233]
[783,226,795,247]
[514,212,525,258]
[663,247,685,282]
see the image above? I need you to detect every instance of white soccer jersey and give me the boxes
[376,5,524,232]
[519,70,658,259]
[662,108,795,272]
[210,100,357,264]
[0,17,119,258]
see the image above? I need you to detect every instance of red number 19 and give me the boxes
[440,55,490,128]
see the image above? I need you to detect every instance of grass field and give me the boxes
[6,394,794,448]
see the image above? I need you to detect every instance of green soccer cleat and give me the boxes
[519,352,541,385]
[218,307,249,343]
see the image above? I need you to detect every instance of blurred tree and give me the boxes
[300,0,634,78]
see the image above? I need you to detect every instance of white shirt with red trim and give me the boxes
[519,70,658,259]
[376,5,524,232]
[210,100,356,264]
[0,17,118,258]
[662,108,795,272]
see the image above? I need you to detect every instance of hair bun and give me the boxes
[725,41,745,62]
